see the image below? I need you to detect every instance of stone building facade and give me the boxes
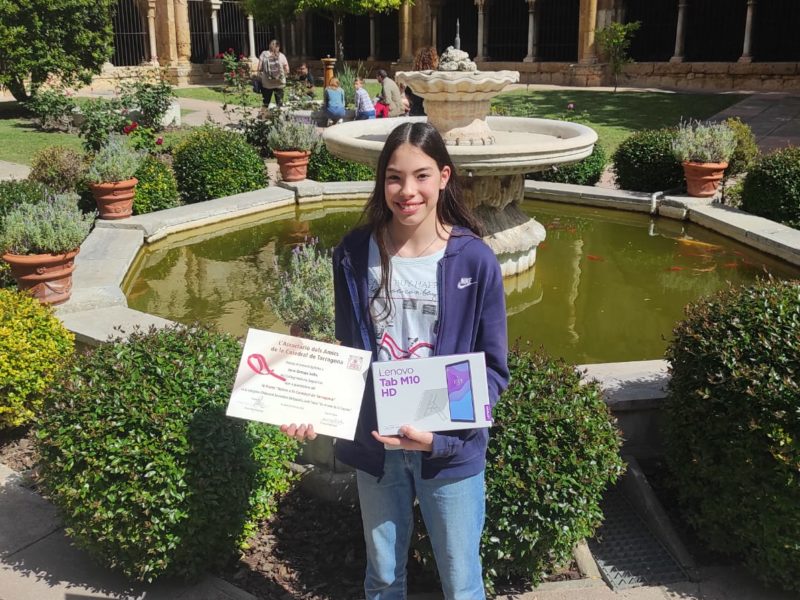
[105,0,799,91]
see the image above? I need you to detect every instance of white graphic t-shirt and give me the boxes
[368,236,442,363]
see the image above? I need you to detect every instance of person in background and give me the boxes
[407,46,439,117]
[323,76,346,125]
[374,69,403,118]
[354,78,376,120]
[398,83,411,115]
[257,39,289,108]
[295,62,315,97]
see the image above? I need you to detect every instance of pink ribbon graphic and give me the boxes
[246,353,287,381]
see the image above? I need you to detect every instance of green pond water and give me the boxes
[124,199,800,364]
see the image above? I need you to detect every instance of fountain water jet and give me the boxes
[322,47,597,276]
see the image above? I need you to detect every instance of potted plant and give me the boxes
[266,114,321,182]
[1,195,94,305]
[672,120,737,198]
[87,133,144,219]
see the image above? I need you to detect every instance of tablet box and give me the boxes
[372,352,492,435]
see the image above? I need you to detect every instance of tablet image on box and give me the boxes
[373,352,491,435]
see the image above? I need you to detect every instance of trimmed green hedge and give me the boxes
[665,279,800,592]
[612,128,683,192]
[308,144,375,182]
[741,147,800,228]
[172,126,266,203]
[133,155,180,215]
[527,143,607,186]
[37,324,298,581]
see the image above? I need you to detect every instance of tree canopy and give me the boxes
[0,0,115,102]
[245,0,407,25]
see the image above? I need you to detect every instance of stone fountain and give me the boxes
[323,47,597,276]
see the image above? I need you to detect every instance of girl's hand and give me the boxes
[372,426,433,452]
[280,423,317,441]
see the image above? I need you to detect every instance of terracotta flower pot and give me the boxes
[274,150,311,182]
[2,248,79,306]
[89,178,138,220]
[682,161,728,198]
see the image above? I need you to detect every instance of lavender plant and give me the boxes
[87,133,144,183]
[267,239,334,343]
[0,196,94,255]
[266,114,320,153]
[672,120,737,164]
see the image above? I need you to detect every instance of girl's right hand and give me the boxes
[280,423,317,441]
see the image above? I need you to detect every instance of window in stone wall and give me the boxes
[309,11,336,60]
[438,0,478,58]
[111,0,149,66]
[188,0,212,63]
[684,0,746,62]
[753,0,800,61]
[218,0,249,57]
[536,0,578,62]
[625,0,677,62]
[486,0,528,62]
[343,13,371,60]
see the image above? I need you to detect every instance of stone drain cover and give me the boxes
[589,485,689,590]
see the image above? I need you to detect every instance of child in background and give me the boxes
[354,77,376,120]
[281,122,510,599]
[323,76,346,125]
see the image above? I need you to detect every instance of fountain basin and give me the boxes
[323,116,597,175]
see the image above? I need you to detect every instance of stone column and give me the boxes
[247,14,256,60]
[429,1,440,51]
[210,0,221,57]
[578,0,598,64]
[173,0,191,62]
[671,0,688,63]
[146,0,158,64]
[399,1,414,62]
[368,12,377,61]
[291,19,297,58]
[524,0,537,63]
[300,13,309,59]
[281,19,288,49]
[475,0,486,62]
[739,0,756,63]
[154,0,178,65]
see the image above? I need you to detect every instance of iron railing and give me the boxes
[684,0,747,62]
[438,0,478,58]
[625,0,677,62]
[486,0,528,61]
[111,0,149,66]
[753,0,800,61]
[218,0,249,57]
[536,0,578,62]
[188,0,211,63]
[343,13,371,60]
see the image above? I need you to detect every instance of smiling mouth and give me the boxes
[396,201,423,213]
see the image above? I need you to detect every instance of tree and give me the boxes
[0,0,115,102]
[595,21,641,93]
[245,0,407,61]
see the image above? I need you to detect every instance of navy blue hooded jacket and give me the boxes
[332,225,510,479]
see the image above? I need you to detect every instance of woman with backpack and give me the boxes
[257,40,289,109]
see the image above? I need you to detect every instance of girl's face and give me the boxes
[354,80,362,89]
[384,143,450,230]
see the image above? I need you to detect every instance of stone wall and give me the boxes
[621,61,800,91]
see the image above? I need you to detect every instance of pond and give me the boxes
[124,199,800,364]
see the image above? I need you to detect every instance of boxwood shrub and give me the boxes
[612,128,683,192]
[480,348,624,589]
[664,279,800,592]
[133,155,181,215]
[741,147,800,228]
[307,144,375,182]
[724,117,759,177]
[172,125,266,204]
[0,289,74,428]
[527,143,607,186]
[36,324,298,581]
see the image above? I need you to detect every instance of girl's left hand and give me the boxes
[372,426,433,452]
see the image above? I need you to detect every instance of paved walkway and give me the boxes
[0,160,30,181]
[710,92,800,153]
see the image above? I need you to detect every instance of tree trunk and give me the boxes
[8,77,30,103]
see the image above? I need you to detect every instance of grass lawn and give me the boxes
[492,89,747,154]
[0,101,193,165]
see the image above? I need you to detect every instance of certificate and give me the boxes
[226,328,372,440]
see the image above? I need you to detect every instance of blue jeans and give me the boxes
[356,110,376,120]
[356,451,486,600]
[325,106,346,121]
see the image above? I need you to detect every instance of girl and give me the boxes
[257,39,289,109]
[323,76,346,125]
[282,122,509,600]
[354,77,376,120]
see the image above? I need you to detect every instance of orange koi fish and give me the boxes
[678,238,722,251]
[667,266,685,271]
[587,255,604,262]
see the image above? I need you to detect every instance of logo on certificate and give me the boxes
[347,355,364,370]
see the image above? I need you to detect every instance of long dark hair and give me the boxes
[363,122,483,320]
